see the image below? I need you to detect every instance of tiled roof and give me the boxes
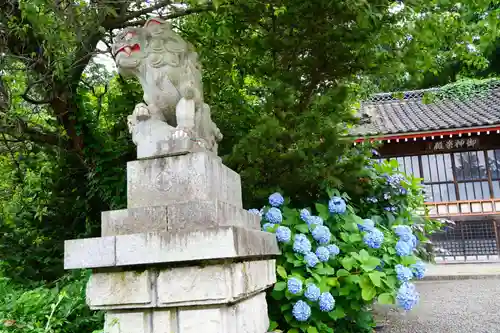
[352,84,500,137]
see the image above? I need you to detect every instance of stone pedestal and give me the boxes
[64,152,279,333]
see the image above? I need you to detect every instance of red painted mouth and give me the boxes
[115,44,141,57]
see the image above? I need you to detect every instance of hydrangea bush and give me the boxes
[249,160,443,333]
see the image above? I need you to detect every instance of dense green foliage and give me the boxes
[256,156,441,332]
[0,271,103,332]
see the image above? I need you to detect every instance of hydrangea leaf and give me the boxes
[358,249,370,262]
[295,224,309,233]
[271,288,285,300]
[377,293,395,305]
[336,269,350,277]
[346,275,360,285]
[287,328,299,333]
[328,306,346,320]
[343,220,359,232]
[269,320,279,331]
[361,285,376,301]
[307,327,319,333]
[281,303,292,311]
[360,257,380,271]
[368,271,385,287]
[314,203,329,220]
[341,256,356,271]
[315,266,335,276]
[359,275,372,290]
[383,275,397,289]
[277,265,288,279]
[401,255,418,266]
[349,233,362,243]
[274,281,287,292]
[325,277,338,287]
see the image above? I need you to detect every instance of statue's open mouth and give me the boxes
[115,44,141,57]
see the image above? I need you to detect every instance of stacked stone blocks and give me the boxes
[64,152,279,333]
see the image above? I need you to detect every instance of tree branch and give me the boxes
[0,119,71,149]
[21,78,53,105]
[103,0,172,29]
[104,3,215,29]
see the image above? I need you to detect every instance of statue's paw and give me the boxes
[172,129,191,140]
[134,104,151,121]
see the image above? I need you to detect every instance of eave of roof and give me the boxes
[352,82,500,139]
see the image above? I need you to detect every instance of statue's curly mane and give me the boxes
[140,23,203,102]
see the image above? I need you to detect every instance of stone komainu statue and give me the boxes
[112,18,222,154]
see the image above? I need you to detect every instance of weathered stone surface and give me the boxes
[157,259,276,306]
[102,206,168,237]
[87,260,275,310]
[127,152,242,209]
[114,18,222,157]
[87,270,152,307]
[101,201,260,236]
[65,227,279,269]
[104,310,156,333]
[104,292,269,333]
[178,292,269,333]
[64,236,115,269]
[115,227,279,267]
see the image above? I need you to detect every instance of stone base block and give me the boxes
[127,152,242,209]
[101,200,260,237]
[104,292,269,333]
[132,118,211,159]
[87,259,276,309]
[64,227,279,269]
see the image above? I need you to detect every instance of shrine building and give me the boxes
[353,84,500,262]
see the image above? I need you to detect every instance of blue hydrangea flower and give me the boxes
[394,225,412,238]
[248,208,262,217]
[304,284,320,302]
[287,277,303,294]
[411,261,426,279]
[326,244,340,257]
[300,208,311,222]
[384,206,397,212]
[315,246,330,262]
[276,226,291,243]
[372,149,379,156]
[358,218,375,232]
[395,240,412,256]
[366,196,378,203]
[312,225,331,244]
[410,234,418,250]
[304,252,319,267]
[328,196,347,214]
[386,174,405,188]
[318,292,336,312]
[293,234,312,254]
[306,215,324,226]
[268,192,284,207]
[399,187,408,195]
[396,282,419,311]
[363,228,384,249]
[292,300,311,322]
[265,207,282,224]
[262,223,273,232]
[395,264,413,282]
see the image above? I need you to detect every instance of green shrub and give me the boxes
[0,270,103,333]
[250,159,442,333]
